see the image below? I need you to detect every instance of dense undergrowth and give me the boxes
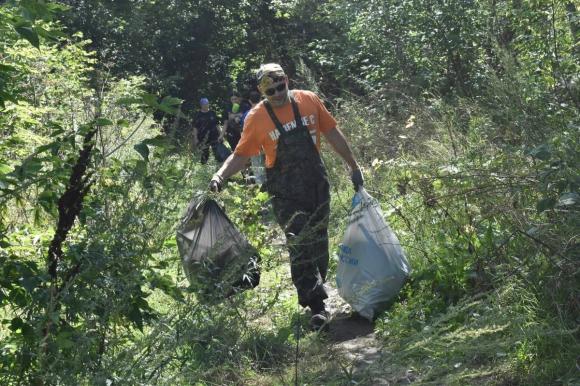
[332,75,579,384]
[1,0,579,385]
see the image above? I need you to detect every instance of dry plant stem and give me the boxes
[103,115,148,158]
[515,229,562,264]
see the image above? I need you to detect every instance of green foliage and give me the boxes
[57,0,276,104]
[331,66,578,383]
[1,0,578,384]
[220,182,277,264]
[0,0,68,106]
[0,3,197,382]
[375,279,578,384]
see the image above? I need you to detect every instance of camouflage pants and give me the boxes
[271,178,330,308]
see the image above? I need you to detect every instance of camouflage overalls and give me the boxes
[263,94,330,308]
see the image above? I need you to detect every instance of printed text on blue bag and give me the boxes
[338,244,359,266]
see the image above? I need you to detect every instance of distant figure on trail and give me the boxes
[242,91,266,184]
[240,91,261,127]
[209,63,364,331]
[222,91,243,151]
[193,97,221,164]
[239,96,252,118]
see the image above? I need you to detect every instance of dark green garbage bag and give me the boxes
[176,195,260,301]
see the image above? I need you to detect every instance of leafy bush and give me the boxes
[330,61,578,383]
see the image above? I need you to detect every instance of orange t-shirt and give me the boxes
[234,90,337,168]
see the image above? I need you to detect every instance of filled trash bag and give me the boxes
[177,194,260,301]
[336,188,411,321]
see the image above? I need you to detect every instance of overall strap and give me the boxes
[289,95,305,129]
[263,93,305,138]
[263,100,285,133]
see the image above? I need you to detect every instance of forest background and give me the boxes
[0,0,578,384]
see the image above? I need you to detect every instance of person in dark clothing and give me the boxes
[239,97,252,116]
[208,63,364,331]
[240,91,261,127]
[193,97,221,164]
[222,92,243,151]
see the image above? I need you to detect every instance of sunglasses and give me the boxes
[264,82,287,96]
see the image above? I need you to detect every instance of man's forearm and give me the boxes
[323,127,360,170]
[214,153,250,180]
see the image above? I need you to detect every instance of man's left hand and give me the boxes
[209,174,224,192]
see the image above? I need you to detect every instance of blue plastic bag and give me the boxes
[336,188,411,320]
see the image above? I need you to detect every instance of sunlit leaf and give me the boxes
[15,26,40,48]
[134,143,149,161]
[95,118,114,126]
[117,119,130,127]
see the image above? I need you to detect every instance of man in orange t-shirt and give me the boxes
[235,88,337,168]
[209,63,363,331]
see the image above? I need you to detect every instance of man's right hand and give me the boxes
[351,169,364,191]
[209,174,223,192]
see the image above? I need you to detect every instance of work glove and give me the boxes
[209,174,224,192]
[351,168,364,192]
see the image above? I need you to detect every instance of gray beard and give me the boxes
[269,91,290,107]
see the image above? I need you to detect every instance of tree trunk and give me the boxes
[43,126,96,355]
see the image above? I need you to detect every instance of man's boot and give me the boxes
[309,299,329,332]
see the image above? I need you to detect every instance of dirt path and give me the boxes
[268,231,411,384]
[323,286,390,384]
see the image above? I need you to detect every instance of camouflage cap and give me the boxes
[256,63,286,90]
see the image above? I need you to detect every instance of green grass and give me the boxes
[370,279,578,385]
[130,157,578,385]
